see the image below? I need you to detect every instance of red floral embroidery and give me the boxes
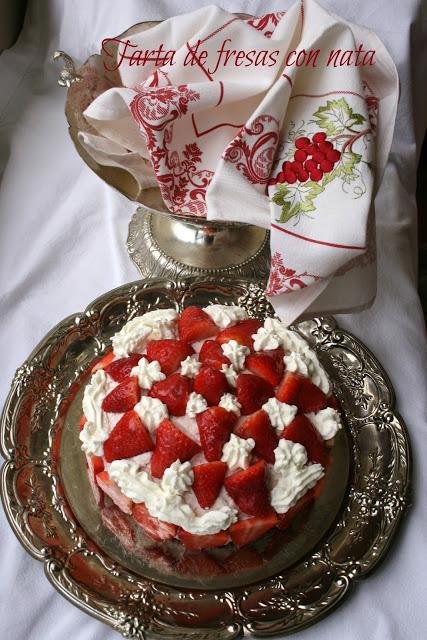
[130,85,213,216]
[222,115,280,184]
[266,252,322,296]
[247,12,286,38]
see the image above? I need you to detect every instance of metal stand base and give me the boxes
[127,209,271,280]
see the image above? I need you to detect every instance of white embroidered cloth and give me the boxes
[80,0,398,325]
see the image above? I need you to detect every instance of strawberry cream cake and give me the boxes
[79,305,342,550]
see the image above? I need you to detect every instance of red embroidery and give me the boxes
[222,115,280,184]
[266,252,322,296]
[130,85,213,216]
[247,12,286,38]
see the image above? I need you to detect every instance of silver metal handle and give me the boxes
[53,50,81,87]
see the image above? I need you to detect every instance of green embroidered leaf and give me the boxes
[322,151,362,187]
[272,181,324,223]
[312,98,365,136]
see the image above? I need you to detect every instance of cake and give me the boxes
[79,305,342,553]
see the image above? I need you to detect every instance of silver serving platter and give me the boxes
[0,278,410,638]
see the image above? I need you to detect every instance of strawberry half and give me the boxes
[282,415,327,466]
[193,366,230,405]
[223,546,264,572]
[245,351,284,387]
[149,373,191,416]
[178,529,230,550]
[236,373,275,415]
[104,354,143,383]
[196,407,237,461]
[79,415,87,431]
[224,460,272,517]
[327,393,339,410]
[192,461,228,508]
[276,371,301,404]
[151,418,200,478]
[235,410,278,464]
[199,340,230,370]
[146,339,195,376]
[178,306,219,343]
[132,503,177,541]
[91,350,115,373]
[215,319,261,350]
[297,377,327,413]
[102,377,140,413]
[96,470,133,514]
[229,512,278,545]
[103,410,153,463]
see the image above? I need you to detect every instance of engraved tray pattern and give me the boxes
[0,278,411,639]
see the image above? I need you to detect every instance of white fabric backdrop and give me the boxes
[0,1,426,639]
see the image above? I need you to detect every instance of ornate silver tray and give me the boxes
[0,278,410,638]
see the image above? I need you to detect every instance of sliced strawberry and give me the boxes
[176,552,224,576]
[276,489,314,530]
[91,455,104,475]
[215,319,261,350]
[282,415,328,465]
[104,354,143,383]
[235,410,278,463]
[223,547,264,573]
[229,512,278,545]
[132,503,177,541]
[297,377,327,412]
[146,339,195,376]
[236,373,275,415]
[96,470,133,514]
[79,415,87,431]
[101,377,140,413]
[245,351,284,387]
[199,340,230,370]
[276,371,301,404]
[150,418,200,478]
[178,529,230,549]
[196,407,237,462]
[224,460,272,517]
[91,350,115,373]
[178,306,219,343]
[103,410,153,463]
[149,373,191,416]
[193,366,230,405]
[100,505,135,550]
[192,461,227,508]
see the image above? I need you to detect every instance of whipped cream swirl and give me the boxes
[221,364,238,387]
[134,396,168,432]
[180,355,202,378]
[186,392,208,418]
[79,370,110,456]
[111,309,178,357]
[262,397,297,434]
[161,460,194,496]
[221,340,249,371]
[218,393,241,415]
[108,460,237,534]
[221,433,255,471]
[130,357,165,390]
[306,407,342,440]
[203,304,248,329]
[270,440,324,514]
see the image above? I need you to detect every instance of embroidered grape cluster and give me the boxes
[270,132,342,186]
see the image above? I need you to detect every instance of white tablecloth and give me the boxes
[0,1,426,639]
